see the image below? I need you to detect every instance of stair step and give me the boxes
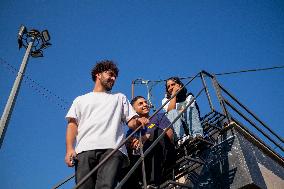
[160,180,192,189]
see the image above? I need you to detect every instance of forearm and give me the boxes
[65,121,78,167]
[167,97,177,112]
[127,116,139,130]
[66,123,78,151]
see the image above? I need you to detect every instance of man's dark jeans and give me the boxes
[75,149,126,189]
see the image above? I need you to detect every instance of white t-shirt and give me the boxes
[162,94,195,112]
[66,92,137,155]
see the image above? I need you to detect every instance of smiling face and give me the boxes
[97,70,117,91]
[132,97,150,117]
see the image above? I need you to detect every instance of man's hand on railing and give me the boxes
[136,117,149,127]
[128,116,149,130]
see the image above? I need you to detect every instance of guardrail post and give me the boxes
[211,75,231,124]
[200,71,214,112]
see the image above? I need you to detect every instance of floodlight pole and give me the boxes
[0,37,35,148]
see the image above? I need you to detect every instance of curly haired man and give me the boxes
[65,60,149,189]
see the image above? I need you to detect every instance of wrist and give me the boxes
[66,145,74,151]
[135,116,141,126]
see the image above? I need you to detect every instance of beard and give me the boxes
[100,77,114,91]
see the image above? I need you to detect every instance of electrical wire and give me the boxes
[132,65,284,112]
[1,56,283,111]
[0,58,68,110]
[136,65,284,83]
[215,65,284,76]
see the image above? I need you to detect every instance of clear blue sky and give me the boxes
[0,1,283,188]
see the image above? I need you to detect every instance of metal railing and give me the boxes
[53,72,204,189]
[201,71,284,157]
[116,87,205,189]
[52,70,284,189]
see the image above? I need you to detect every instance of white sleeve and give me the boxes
[186,95,195,107]
[161,98,169,112]
[65,98,80,122]
[122,95,138,123]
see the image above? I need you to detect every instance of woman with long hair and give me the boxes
[162,77,203,144]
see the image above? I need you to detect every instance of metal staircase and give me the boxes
[52,71,284,189]
[155,71,284,189]
[159,111,225,189]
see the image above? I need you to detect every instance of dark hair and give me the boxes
[165,77,187,102]
[131,96,145,106]
[91,60,119,82]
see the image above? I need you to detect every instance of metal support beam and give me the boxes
[200,72,214,112]
[211,75,231,123]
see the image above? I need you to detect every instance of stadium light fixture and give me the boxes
[0,25,52,147]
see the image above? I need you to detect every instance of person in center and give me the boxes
[124,96,176,188]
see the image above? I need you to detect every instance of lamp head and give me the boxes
[40,42,52,50]
[28,29,40,37]
[18,25,27,37]
[17,25,51,58]
[41,30,50,42]
[31,50,44,58]
[17,25,27,49]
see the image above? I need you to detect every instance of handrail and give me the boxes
[203,72,283,155]
[53,69,283,189]
[116,87,205,189]
[200,72,214,111]
[224,98,284,152]
[138,129,148,188]
[212,75,231,122]
[53,72,201,189]
[73,72,201,189]
[52,123,145,189]
[200,70,214,78]
[219,83,284,144]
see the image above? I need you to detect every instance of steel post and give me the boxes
[0,38,35,147]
